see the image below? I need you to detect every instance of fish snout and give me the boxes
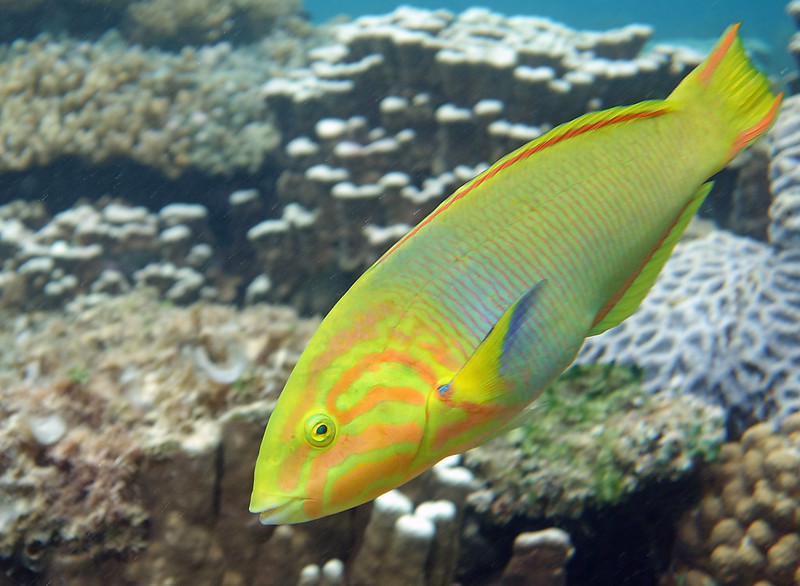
[250,492,315,525]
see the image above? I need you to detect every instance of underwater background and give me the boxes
[0,0,799,585]
[308,0,792,53]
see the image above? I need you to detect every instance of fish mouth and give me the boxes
[250,493,314,525]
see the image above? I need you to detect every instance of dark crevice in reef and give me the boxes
[0,156,283,249]
[0,0,127,45]
[0,1,302,49]
[457,473,703,586]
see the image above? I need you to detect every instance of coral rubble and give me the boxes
[0,288,317,577]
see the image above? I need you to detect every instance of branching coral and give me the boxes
[0,31,292,177]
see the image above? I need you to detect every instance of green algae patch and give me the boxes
[463,363,725,521]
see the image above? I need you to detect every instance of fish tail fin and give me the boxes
[667,23,782,161]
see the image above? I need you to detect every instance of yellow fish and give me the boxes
[251,23,781,524]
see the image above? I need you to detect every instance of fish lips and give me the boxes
[250,493,316,525]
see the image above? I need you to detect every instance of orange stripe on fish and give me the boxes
[729,93,783,158]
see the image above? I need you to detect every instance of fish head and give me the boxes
[250,356,432,524]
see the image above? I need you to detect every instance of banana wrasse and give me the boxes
[251,24,781,524]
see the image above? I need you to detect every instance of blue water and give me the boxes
[307,0,794,75]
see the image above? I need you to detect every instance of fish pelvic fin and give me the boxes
[589,182,712,336]
[442,281,548,408]
[667,23,782,161]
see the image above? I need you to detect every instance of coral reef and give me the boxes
[0,5,793,583]
[0,199,227,310]
[664,413,800,585]
[789,1,800,85]
[463,363,725,521]
[769,94,800,249]
[239,6,710,309]
[1,6,767,318]
[0,29,310,177]
[264,6,699,134]
[499,528,574,586]
[0,0,304,47]
[0,288,317,576]
[0,287,716,584]
[577,230,792,425]
[0,287,498,585]
[124,0,303,46]
[596,228,800,428]
[0,5,697,181]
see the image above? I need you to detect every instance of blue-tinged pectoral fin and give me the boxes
[441,281,548,408]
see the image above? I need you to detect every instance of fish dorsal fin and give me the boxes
[441,281,547,408]
[588,181,713,336]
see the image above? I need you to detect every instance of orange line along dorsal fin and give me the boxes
[373,101,671,268]
[588,182,713,336]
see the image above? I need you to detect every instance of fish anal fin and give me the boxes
[588,182,713,336]
[443,281,547,408]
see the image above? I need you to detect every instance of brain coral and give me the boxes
[577,89,800,427]
[769,95,800,249]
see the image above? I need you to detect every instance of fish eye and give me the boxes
[304,414,336,448]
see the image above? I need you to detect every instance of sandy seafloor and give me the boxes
[2,0,800,585]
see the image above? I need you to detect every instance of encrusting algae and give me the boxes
[464,364,725,521]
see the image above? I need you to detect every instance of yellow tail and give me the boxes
[667,23,782,160]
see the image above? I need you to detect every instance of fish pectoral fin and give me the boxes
[444,280,547,407]
[588,181,713,336]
